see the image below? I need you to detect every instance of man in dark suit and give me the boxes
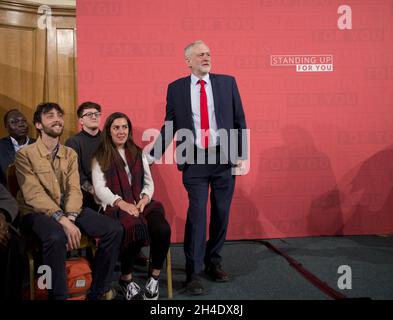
[0,109,35,185]
[150,40,247,295]
[0,182,23,299]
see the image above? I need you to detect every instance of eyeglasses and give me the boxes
[81,112,101,118]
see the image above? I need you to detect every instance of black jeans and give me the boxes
[21,208,123,300]
[0,230,24,300]
[121,208,171,275]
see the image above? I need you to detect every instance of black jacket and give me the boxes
[0,136,35,185]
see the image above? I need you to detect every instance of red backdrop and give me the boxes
[77,0,393,242]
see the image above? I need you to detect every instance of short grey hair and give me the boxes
[184,40,208,58]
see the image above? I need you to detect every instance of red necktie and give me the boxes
[198,80,209,148]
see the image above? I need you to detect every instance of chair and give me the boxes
[25,235,96,300]
[162,249,173,299]
[166,249,173,298]
[6,163,96,300]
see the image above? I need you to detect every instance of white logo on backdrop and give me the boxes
[270,55,334,73]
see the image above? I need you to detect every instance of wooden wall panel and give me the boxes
[0,0,76,141]
[0,26,36,132]
[47,27,77,140]
[0,8,46,138]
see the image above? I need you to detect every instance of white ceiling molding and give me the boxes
[14,0,75,7]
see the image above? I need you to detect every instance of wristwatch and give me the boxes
[66,212,79,223]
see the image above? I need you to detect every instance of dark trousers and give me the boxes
[121,208,171,275]
[21,208,123,300]
[182,163,235,279]
[0,231,24,300]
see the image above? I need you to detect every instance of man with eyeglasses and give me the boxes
[0,109,35,186]
[66,102,103,211]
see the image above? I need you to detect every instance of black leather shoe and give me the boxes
[185,279,205,295]
[205,265,229,282]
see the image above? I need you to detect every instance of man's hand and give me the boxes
[59,216,81,250]
[136,195,150,213]
[87,184,95,196]
[118,200,140,217]
[233,160,248,176]
[0,213,10,249]
[82,182,95,196]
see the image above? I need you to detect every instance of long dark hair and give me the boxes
[94,112,141,172]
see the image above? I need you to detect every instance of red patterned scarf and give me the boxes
[103,147,149,245]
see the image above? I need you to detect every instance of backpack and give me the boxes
[65,257,92,300]
[27,257,92,300]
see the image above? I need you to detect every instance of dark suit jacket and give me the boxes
[0,182,18,222]
[0,136,35,186]
[153,73,247,171]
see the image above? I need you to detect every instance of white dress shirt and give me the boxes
[190,73,219,148]
[10,136,30,153]
[92,149,154,210]
[146,73,220,164]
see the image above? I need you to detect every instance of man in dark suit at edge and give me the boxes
[0,182,23,299]
[0,109,35,186]
[149,40,248,295]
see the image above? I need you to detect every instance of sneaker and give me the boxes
[143,277,159,300]
[119,279,143,300]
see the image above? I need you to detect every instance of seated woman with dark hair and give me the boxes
[92,112,171,300]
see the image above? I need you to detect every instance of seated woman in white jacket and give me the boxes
[92,112,171,300]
